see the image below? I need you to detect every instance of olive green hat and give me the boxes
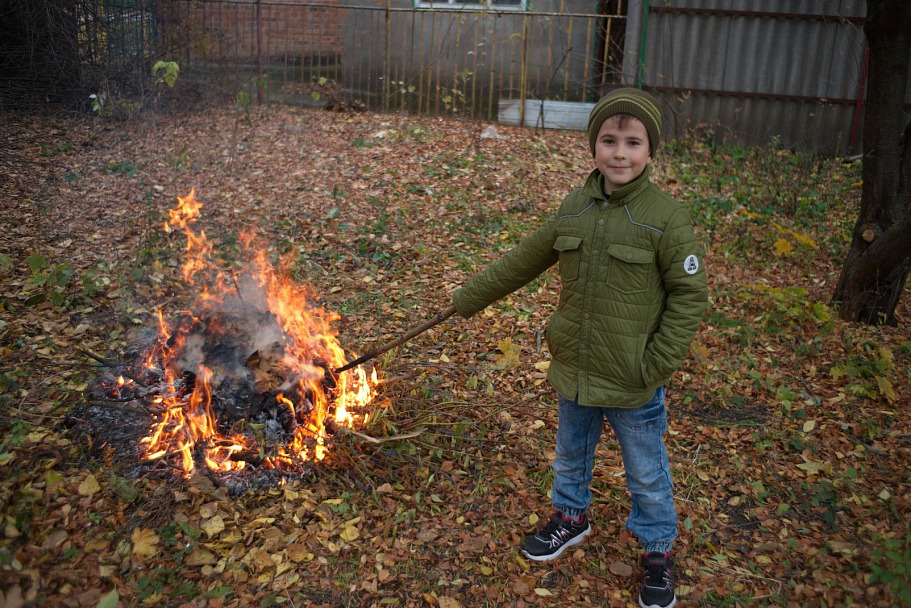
[587,87,662,156]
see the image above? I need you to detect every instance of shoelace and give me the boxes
[644,562,673,588]
[536,515,581,541]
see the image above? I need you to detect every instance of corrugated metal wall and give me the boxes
[622,0,911,155]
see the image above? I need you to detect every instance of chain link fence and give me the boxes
[2,0,627,120]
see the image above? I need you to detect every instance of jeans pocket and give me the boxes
[614,387,666,432]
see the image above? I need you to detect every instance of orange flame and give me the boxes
[137,190,376,475]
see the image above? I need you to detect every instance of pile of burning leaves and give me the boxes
[72,191,378,490]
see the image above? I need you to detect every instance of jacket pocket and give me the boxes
[554,235,583,283]
[606,243,654,294]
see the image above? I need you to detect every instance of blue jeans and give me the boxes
[551,387,677,554]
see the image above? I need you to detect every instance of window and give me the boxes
[416,0,526,11]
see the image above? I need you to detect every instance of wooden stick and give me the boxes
[334,305,457,374]
[86,400,152,416]
[78,348,148,387]
[325,419,422,445]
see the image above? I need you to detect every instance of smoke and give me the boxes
[176,333,206,373]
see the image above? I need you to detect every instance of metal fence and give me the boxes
[89,0,627,121]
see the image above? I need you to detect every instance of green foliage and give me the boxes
[152,61,180,88]
[90,61,179,118]
[20,253,75,307]
[737,284,832,337]
[165,146,194,171]
[235,89,251,114]
[81,265,112,297]
[39,141,75,157]
[14,253,114,308]
[830,338,898,403]
[870,533,911,604]
[665,138,861,262]
[104,160,140,177]
[437,68,472,113]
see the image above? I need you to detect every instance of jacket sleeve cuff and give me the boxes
[452,289,478,319]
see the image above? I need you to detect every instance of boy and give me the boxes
[451,88,707,608]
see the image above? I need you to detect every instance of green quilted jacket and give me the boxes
[453,166,708,408]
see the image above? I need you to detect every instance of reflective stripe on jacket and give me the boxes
[453,166,708,408]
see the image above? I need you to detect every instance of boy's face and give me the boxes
[593,115,651,193]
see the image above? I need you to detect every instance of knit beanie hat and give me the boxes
[587,87,662,156]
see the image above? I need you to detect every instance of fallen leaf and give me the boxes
[285,543,314,563]
[340,524,360,542]
[201,515,225,539]
[609,561,634,577]
[773,238,793,257]
[96,589,119,608]
[131,528,160,557]
[185,549,218,566]
[78,474,101,496]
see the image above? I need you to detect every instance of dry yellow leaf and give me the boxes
[201,515,225,539]
[185,549,217,566]
[339,524,360,542]
[243,547,275,571]
[78,474,100,496]
[131,528,160,557]
[285,543,314,563]
[773,238,793,257]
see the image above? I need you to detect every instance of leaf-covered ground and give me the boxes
[1,104,909,608]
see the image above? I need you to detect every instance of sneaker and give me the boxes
[639,552,677,608]
[521,512,591,561]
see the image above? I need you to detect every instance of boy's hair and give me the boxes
[587,87,662,157]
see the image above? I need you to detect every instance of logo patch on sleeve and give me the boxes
[683,255,700,275]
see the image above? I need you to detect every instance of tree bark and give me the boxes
[831,0,911,325]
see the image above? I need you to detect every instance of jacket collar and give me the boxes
[581,165,652,202]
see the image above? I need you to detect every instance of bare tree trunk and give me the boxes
[831,0,911,325]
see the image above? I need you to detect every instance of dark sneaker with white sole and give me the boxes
[521,512,591,561]
[639,551,677,608]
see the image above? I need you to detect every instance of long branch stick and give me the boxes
[77,348,148,386]
[325,420,422,444]
[334,305,457,374]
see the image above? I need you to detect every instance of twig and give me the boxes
[0,156,71,170]
[77,348,148,387]
[326,420,422,445]
[92,394,145,403]
[87,400,152,416]
[231,274,246,303]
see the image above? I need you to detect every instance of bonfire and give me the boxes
[88,190,378,478]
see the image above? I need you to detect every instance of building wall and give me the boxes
[162,0,347,63]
